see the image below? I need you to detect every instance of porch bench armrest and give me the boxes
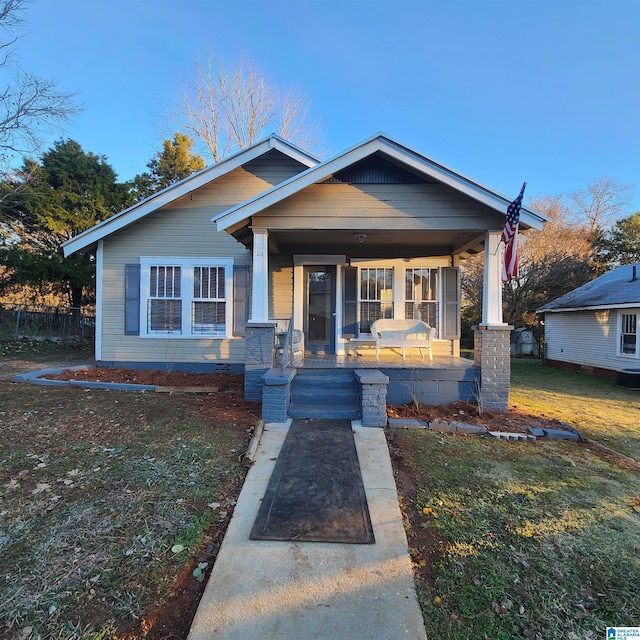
[370,319,436,363]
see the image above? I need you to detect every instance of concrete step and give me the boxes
[289,369,361,419]
[288,404,361,420]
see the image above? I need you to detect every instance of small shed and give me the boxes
[510,328,539,358]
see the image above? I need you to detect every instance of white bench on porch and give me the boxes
[370,319,436,363]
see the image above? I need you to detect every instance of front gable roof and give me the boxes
[212,133,548,232]
[62,135,319,256]
[538,263,640,313]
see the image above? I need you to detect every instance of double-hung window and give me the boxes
[359,267,393,333]
[141,258,233,337]
[148,266,182,333]
[619,312,638,357]
[405,268,438,326]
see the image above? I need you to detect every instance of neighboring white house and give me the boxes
[537,263,640,377]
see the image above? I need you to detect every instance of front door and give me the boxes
[303,265,336,354]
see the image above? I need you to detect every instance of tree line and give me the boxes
[461,179,640,342]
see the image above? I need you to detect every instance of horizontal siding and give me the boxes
[270,255,293,320]
[544,309,640,371]
[100,162,290,364]
[255,183,500,231]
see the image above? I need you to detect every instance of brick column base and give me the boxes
[474,325,513,412]
[355,369,389,427]
[261,368,296,423]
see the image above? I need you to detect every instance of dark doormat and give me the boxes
[250,419,375,544]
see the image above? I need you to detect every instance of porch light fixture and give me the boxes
[354,233,367,244]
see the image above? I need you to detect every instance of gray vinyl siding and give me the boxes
[544,309,639,372]
[100,157,303,365]
[254,182,499,231]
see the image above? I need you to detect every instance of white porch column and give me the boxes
[482,230,505,326]
[250,228,269,322]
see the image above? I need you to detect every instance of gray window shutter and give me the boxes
[343,266,358,338]
[233,265,249,336]
[442,267,460,339]
[124,264,141,335]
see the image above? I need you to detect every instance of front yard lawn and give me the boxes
[0,342,256,640]
[2,345,639,639]
[393,358,640,639]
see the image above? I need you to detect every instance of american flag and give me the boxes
[502,182,526,282]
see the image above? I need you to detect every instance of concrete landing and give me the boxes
[187,421,427,640]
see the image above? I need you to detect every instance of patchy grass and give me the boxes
[510,359,640,461]
[0,343,252,640]
[392,358,640,639]
[391,430,640,640]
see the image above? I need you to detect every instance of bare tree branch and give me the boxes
[570,176,633,233]
[169,51,320,162]
[0,0,79,171]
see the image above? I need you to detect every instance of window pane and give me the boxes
[621,313,637,354]
[192,301,226,334]
[148,299,181,332]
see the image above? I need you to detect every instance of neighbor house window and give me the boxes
[359,267,393,333]
[141,258,233,337]
[405,268,438,326]
[619,312,638,356]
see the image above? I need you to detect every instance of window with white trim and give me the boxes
[141,258,233,337]
[405,268,438,326]
[359,267,393,333]
[619,312,638,357]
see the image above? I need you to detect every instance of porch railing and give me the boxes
[279,317,294,374]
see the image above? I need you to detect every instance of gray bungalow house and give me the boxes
[538,263,640,380]
[63,133,546,423]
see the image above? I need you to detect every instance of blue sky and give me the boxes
[16,0,640,212]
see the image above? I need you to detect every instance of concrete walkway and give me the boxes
[188,421,427,640]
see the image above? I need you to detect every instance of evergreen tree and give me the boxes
[131,133,205,201]
[0,139,128,307]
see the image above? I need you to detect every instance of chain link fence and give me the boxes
[0,304,95,341]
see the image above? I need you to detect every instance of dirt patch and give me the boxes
[41,367,257,426]
[43,367,243,391]
[388,399,570,434]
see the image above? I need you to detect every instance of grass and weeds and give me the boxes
[511,359,640,461]
[393,357,640,639]
[0,342,251,639]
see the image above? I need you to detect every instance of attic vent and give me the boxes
[323,156,427,184]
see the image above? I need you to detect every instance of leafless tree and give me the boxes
[570,176,633,233]
[171,51,320,162]
[461,193,594,331]
[0,0,79,170]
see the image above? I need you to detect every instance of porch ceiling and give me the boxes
[231,226,487,259]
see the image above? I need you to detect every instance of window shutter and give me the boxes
[233,265,249,336]
[343,266,358,338]
[442,267,460,339]
[124,264,141,335]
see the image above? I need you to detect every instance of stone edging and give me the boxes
[387,418,582,442]
[12,366,156,392]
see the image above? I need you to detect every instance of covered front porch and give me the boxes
[212,135,546,420]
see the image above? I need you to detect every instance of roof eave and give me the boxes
[539,302,640,313]
[213,133,548,232]
[62,135,319,257]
